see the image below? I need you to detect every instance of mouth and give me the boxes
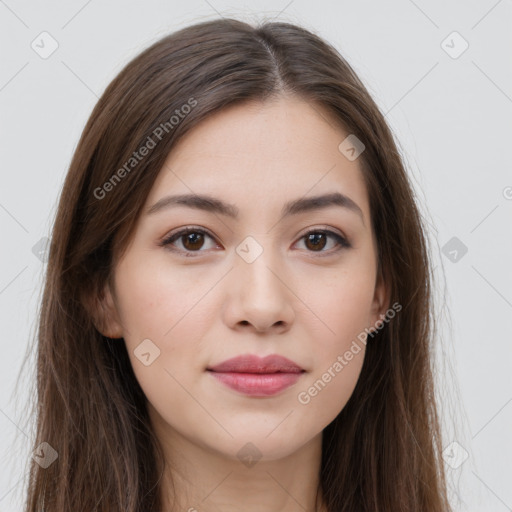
[206,354,305,397]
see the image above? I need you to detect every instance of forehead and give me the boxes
[146,96,369,221]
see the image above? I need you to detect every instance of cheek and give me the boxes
[302,258,377,349]
[294,279,370,427]
[296,346,365,430]
[292,260,375,421]
[113,257,214,391]
[114,269,205,430]
[114,254,203,343]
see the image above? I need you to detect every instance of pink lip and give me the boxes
[207,354,305,397]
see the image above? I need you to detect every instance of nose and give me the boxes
[222,249,295,334]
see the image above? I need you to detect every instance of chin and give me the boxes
[206,428,317,464]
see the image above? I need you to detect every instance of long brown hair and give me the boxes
[19,17,452,511]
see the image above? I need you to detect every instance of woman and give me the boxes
[22,17,452,512]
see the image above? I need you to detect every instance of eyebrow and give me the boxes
[146,191,365,224]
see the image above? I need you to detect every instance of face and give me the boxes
[100,96,387,462]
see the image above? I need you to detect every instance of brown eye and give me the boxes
[305,232,327,251]
[181,232,205,251]
[160,227,219,255]
[296,229,351,254]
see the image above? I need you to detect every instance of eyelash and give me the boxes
[159,226,351,257]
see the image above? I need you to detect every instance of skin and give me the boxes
[98,95,388,512]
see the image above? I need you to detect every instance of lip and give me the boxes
[208,354,304,374]
[207,354,305,397]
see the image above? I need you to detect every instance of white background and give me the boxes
[0,1,511,510]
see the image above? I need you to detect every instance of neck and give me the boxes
[153,418,327,512]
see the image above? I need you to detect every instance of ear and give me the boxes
[369,265,390,333]
[85,280,124,339]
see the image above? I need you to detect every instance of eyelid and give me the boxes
[162,225,218,241]
[296,224,347,242]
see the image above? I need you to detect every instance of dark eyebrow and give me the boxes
[146,192,364,225]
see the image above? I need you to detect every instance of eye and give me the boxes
[294,229,351,254]
[159,226,351,257]
[159,227,220,256]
